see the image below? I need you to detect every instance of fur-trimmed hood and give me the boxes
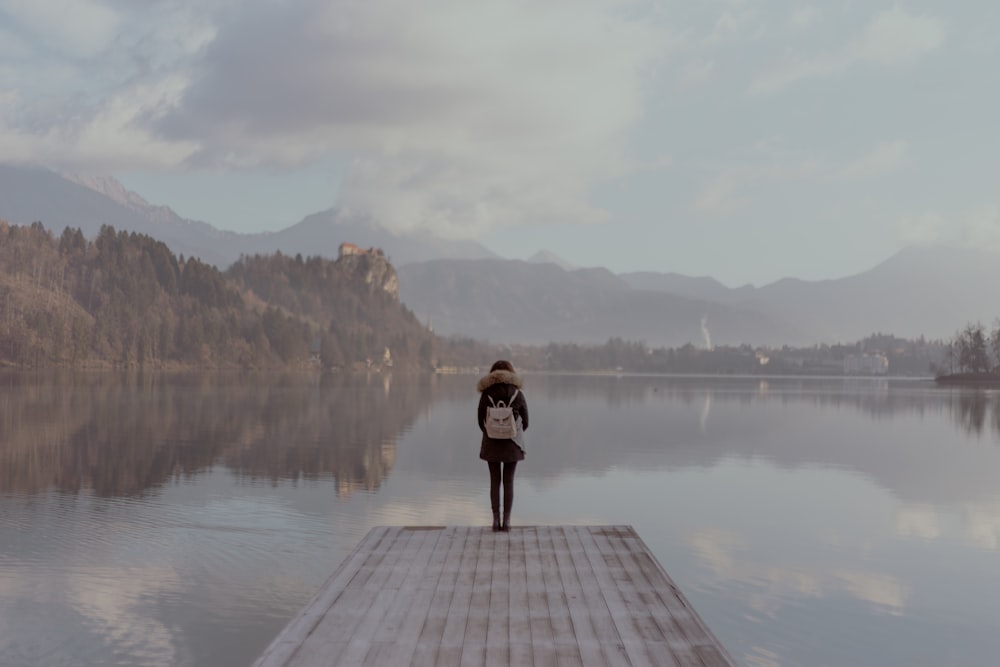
[476,369,523,392]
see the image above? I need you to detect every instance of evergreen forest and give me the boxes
[0,221,435,370]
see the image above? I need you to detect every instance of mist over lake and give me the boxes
[2,371,999,666]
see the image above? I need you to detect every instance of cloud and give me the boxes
[693,158,824,215]
[750,7,945,94]
[146,0,671,237]
[837,140,909,180]
[0,1,214,170]
[708,7,757,45]
[0,0,673,237]
[965,204,1000,247]
[897,210,947,245]
[787,6,821,31]
[695,139,910,215]
[0,73,199,170]
[853,6,947,66]
[0,0,121,58]
[897,204,1000,249]
[678,59,715,86]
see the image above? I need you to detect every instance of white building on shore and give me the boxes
[844,353,889,375]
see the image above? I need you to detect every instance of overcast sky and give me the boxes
[1,0,997,286]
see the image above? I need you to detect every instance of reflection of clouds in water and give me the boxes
[690,529,742,577]
[893,502,1000,550]
[371,494,484,526]
[894,504,942,540]
[69,566,180,666]
[690,530,908,618]
[963,503,1000,550]
[0,562,182,666]
[368,485,615,529]
[834,571,907,614]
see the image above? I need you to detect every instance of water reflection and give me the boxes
[0,371,435,498]
[946,389,1000,438]
[3,373,999,502]
[3,372,1000,666]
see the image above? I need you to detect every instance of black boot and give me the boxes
[492,511,501,532]
[501,513,510,532]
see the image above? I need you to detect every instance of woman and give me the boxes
[477,360,529,532]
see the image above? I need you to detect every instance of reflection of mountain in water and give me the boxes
[411,374,1000,508]
[0,372,433,497]
[5,372,997,505]
[520,374,996,428]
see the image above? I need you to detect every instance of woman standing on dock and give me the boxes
[477,360,529,532]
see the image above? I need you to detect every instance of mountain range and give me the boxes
[0,165,495,268]
[2,164,997,347]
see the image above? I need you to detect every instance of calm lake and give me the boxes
[1,371,999,666]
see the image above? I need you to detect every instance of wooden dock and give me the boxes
[253,525,737,667]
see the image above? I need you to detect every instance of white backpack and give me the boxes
[484,389,520,440]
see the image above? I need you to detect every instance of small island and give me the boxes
[934,321,1000,386]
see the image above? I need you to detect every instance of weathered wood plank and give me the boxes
[600,527,669,646]
[577,526,660,667]
[506,528,534,667]
[254,526,737,667]
[484,527,510,667]
[538,526,584,667]
[551,527,618,667]
[363,527,449,665]
[563,526,632,667]
[458,529,495,667]
[612,526,722,664]
[524,526,559,667]
[437,527,481,665]
[410,526,470,667]
[309,526,427,666]
[607,526,693,665]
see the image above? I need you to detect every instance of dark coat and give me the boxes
[477,369,529,462]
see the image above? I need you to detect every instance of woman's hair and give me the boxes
[490,359,515,373]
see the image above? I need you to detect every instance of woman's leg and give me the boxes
[488,462,502,531]
[501,461,517,531]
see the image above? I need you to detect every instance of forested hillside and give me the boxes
[226,250,434,371]
[0,221,436,370]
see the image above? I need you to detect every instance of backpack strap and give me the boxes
[487,389,518,409]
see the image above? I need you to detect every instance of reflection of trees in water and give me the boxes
[439,374,1000,442]
[490,374,927,413]
[0,371,434,497]
[5,371,994,498]
[224,373,434,495]
[949,390,1000,440]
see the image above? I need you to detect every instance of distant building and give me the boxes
[338,242,385,259]
[338,242,363,257]
[844,353,889,375]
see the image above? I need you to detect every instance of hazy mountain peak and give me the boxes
[527,249,576,271]
[59,171,215,233]
[61,172,153,211]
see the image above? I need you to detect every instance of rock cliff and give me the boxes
[337,249,399,300]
